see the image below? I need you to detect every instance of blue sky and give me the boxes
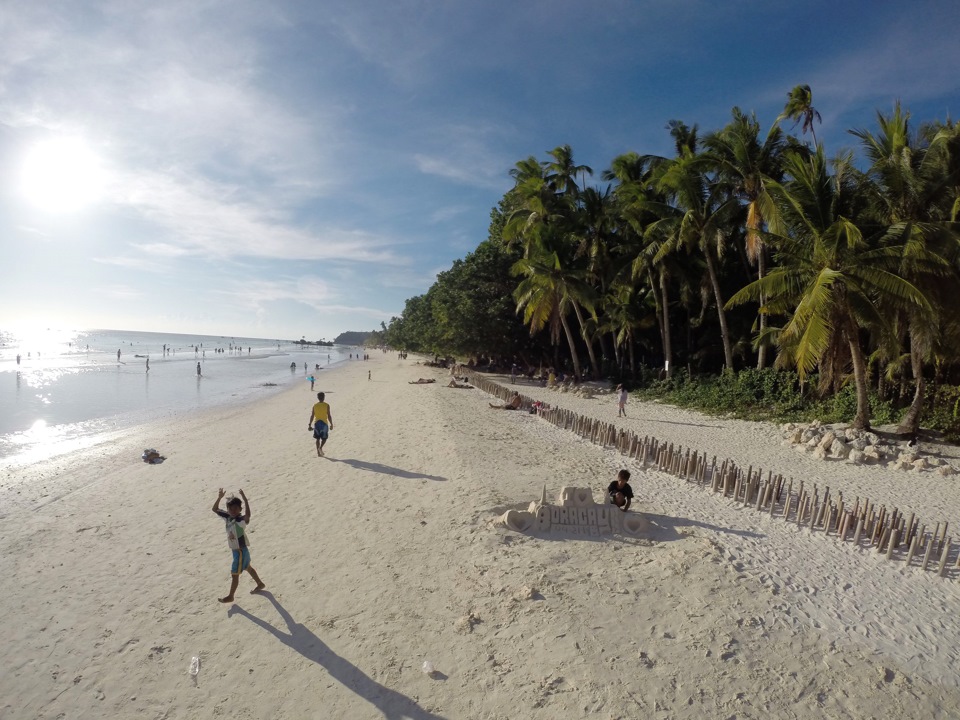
[1,0,958,340]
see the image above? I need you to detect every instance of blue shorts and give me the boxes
[312,421,329,440]
[231,548,251,575]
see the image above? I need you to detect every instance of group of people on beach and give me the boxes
[211,359,637,603]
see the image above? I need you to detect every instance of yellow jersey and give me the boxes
[312,401,330,424]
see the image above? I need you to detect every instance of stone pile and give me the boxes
[780,421,956,475]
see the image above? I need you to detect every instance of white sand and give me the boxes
[3,358,960,719]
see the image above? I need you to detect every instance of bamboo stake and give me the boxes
[922,535,935,571]
[906,533,920,566]
[853,516,865,545]
[938,538,952,577]
[886,528,899,560]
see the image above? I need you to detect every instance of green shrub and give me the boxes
[633,367,903,427]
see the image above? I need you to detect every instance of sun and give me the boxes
[20,137,106,213]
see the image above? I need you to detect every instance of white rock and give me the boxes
[851,437,869,451]
[847,450,865,465]
[830,439,851,460]
[939,465,955,476]
[844,428,862,441]
[911,458,929,471]
[801,429,816,443]
[790,429,803,444]
[895,459,913,471]
[865,432,880,444]
[814,446,830,460]
[817,431,836,451]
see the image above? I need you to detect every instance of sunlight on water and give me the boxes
[0,327,358,464]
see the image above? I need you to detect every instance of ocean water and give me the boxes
[0,328,361,464]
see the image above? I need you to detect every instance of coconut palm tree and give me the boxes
[607,151,680,376]
[545,144,592,199]
[505,152,602,378]
[704,108,786,368]
[776,84,822,147]
[648,124,740,371]
[851,104,960,433]
[728,147,932,429]
[512,247,595,379]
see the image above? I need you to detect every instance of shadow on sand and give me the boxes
[229,592,446,720]
[329,458,447,481]
[641,512,764,541]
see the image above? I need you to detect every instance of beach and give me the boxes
[3,355,960,720]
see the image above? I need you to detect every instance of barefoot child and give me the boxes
[212,488,266,603]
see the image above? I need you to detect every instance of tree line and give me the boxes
[375,86,960,433]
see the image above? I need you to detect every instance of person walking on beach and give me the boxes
[617,384,627,417]
[117,349,121,362]
[197,362,202,377]
[308,392,334,457]
[146,357,150,373]
[368,370,371,381]
[308,374,315,390]
[16,354,20,366]
[608,469,633,512]
[212,488,266,603]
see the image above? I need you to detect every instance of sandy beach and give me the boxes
[3,356,960,720]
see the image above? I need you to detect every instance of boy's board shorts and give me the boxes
[313,421,329,440]
[231,547,251,575]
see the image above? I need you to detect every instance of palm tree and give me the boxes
[851,104,960,433]
[607,151,679,376]
[649,123,740,371]
[505,151,602,378]
[704,108,786,368]
[776,84,822,147]
[728,147,931,429]
[512,247,594,378]
[545,144,592,199]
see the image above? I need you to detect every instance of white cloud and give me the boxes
[113,167,401,263]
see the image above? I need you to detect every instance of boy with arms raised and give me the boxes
[212,488,266,603]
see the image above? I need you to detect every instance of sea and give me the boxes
[0,328,359,465]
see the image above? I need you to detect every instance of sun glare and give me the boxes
[20,137,106,213]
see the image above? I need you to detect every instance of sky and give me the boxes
[1,0,958,341]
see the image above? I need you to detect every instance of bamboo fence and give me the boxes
[471,374,957,579]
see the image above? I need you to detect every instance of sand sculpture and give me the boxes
[499,485,647,537]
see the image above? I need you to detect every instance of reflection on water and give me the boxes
[0,327,357,464]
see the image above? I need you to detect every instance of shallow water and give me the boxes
[0,328,359,463]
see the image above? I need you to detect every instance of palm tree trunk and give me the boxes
[571,302,600,380]
[628,337,636,376]
[756,249,768,370]
[609,332,620,368]
[660,276,673,378]
[560,313,582,379]
[897,332,925,435]
[703,246,735,371]
[848,333,872,430]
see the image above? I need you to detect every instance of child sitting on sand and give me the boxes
[607,469,633,512]
[212,488,266,603]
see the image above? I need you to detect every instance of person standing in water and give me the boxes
[146,357,150,373]
[117,349,121,362]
